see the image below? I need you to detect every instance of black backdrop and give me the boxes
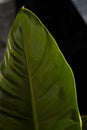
[15,0,87,115]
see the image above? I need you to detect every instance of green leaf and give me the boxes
[0,7,82,130]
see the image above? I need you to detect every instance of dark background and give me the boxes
[0,0,87,115]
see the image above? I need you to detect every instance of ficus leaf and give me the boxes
[0,7,82,130]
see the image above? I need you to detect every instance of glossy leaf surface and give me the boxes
[0,7,82,130]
